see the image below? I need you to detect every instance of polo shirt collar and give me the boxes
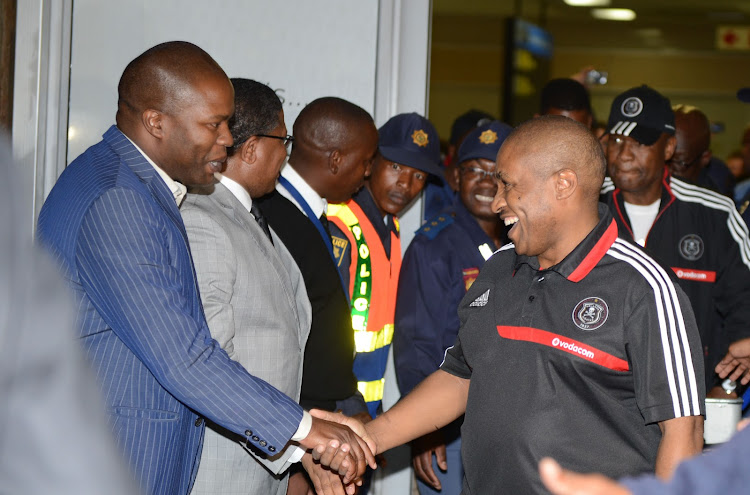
[514,203,618,282]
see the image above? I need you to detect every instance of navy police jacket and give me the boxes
[393,200,496,395]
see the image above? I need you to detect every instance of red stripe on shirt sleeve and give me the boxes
[497,325,630,372]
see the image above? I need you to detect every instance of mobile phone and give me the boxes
[585,70,608,86]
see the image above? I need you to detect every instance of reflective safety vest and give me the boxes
[327,201,401,417]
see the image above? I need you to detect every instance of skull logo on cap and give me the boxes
[621,97,643,118]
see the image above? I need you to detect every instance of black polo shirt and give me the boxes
[441,204,705,495]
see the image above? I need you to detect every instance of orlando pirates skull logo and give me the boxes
[572,297,609,331]
[620,97,643,118]
[679,234,704,261]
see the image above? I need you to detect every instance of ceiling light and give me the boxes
[564,0,611,6]
[591,8,636,21]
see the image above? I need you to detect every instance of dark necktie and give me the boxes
[250,203,274,245]
[319,212,332,240]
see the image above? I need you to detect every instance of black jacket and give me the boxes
[257,190,357,411]
[602,173,750,389]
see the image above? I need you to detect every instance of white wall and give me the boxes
[11,0,71,236]
[66,1,378,161]
[13,1,433,493]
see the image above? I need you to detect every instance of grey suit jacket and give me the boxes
[181,182,312,495]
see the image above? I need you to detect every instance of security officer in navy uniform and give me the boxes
[328,112,443,424]
[393,120,512,495]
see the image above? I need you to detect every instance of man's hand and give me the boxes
[539,458,632,495]
[411,430,447,490]
[300,452,355,495]
[299,415,376,484]
[716,337,750,385]
[286,471,315,495]
[309,409,379,457]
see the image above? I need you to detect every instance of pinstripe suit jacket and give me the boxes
[182,182,311,495]
[36,126,304,495]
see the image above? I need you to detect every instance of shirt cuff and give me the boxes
[287,446,306,464]
[291,410,312,442]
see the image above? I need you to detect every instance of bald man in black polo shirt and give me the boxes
[317,116,705,494]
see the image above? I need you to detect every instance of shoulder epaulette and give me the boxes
[415,213,455,240]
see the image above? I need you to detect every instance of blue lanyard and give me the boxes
[278,176,348,293]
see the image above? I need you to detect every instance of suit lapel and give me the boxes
[212,183,303,329]
[104,126,189,243]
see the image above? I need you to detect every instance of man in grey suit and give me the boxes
[182,79,349,495]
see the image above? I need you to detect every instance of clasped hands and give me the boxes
[297,409,380,494]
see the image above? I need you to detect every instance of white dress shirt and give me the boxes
[277,164,327,218]
[124,135,187,206]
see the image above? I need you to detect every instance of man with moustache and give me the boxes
[423,109,494,221]
[393,120,511,495]
[327,112,443,420]
[319,116,704,494]
[182,79,345,495]
[36,43,373,495]
[602,85,750,398]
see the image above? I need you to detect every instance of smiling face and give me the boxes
[456,158,498,221]
[158,74,235,186]
[367,154,427,216]
[491,146,559,265]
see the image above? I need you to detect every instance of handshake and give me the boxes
[296,409,381,495]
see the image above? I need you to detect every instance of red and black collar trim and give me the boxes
[514,204,618,282]
[610,168,675,245]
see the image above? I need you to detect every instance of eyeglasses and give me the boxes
[460,166,495,181]
[256,134,294,149]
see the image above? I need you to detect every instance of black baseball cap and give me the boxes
[607,85,675,146]
[378,113,442,177]
[456,120,513,165]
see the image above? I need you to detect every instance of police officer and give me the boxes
[422,109,494,221]
[327,112,443,420]
[393,120,512,495]
[602,85,750,397]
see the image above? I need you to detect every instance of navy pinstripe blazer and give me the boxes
[37,126,304,495]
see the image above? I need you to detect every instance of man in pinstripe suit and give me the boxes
[37,42,373,495]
